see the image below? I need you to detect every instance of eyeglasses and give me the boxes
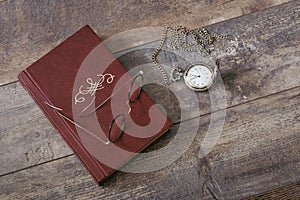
[107,71,143,143]
[44,71,144,145]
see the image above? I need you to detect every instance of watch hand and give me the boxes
[191,75,201,80]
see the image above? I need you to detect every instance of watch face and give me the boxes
[184,64,214,91]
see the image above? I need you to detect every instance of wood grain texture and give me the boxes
[116,0,300,119]
[0,2,300,178]
[0,0,299,199]
[0,0,292,86]
[246,183,300,200]
[0,85,299,199]
[0,81,73,176]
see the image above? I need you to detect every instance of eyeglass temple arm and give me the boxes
[80,70,144,118]
[44,102,110,145]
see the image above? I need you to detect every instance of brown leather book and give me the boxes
[18,25,172,184]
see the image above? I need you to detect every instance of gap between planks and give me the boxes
[1,84,299,179]
[0,0,293,87]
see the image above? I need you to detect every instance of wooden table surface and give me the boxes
[0,0,299,199]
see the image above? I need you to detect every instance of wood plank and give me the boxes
[246,182,300,199]
[0,82,73,176]
[0,0,292,86]
[0,1,299,198]
[0,0,299,178]
[116,0,300,116]
[0,85,299,199]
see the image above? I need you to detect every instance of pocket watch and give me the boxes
[151,26,230,91]
[183,63,215,91]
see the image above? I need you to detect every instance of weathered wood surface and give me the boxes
[0,85,299,199]
[0,0,291,86]
[117,0,300,118]
[246,182,300,200]
[1,0,299,177]
[0,0,300,199]
[0,82,73,176]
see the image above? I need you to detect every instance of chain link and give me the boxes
[152,26,230,86]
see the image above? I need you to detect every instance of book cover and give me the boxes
[18,25,172,184]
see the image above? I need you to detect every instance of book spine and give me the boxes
[18,71,107,183]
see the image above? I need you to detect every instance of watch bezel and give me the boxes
[183,63,215,91]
